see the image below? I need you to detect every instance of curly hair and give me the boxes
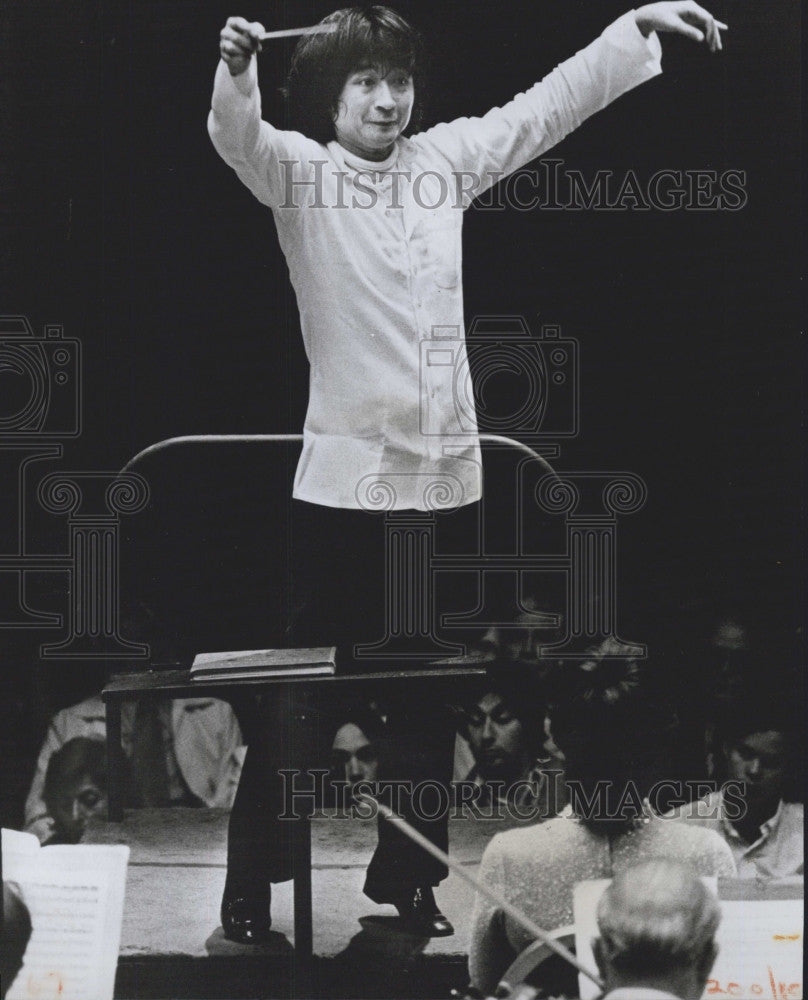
[545,640,681,821]
[286,6,427,142]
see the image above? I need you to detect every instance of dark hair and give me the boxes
[547,642,679,825]
[286,6,427,142]
[326,704,386,808]
[455,666,547,758]
[332,704,386,748]
[43,737,107,808]
[548,642,648,749]
[715,691,795,747]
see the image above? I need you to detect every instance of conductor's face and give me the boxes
[333,65,414,161]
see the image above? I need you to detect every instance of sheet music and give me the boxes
[574,878,804,1000]
[3,829,129,1000]
[1,2,801,998]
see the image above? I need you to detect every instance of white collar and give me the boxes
[720,791,784,846]
[330,140,400,173]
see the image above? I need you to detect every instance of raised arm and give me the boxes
[414,5,726,201]
[208,17,315,209]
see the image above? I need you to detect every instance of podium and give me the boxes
[101,664,486,992]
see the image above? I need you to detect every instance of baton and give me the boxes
[355,793,604,991]
[259,24,336,41]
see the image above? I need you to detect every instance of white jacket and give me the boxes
[24,694,244,842]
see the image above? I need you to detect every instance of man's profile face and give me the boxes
[333,64,414,160]
[466,692,525,781]
[331,722,379,790]
[724,729,787,813]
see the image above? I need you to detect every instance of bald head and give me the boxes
[594,861,720,999]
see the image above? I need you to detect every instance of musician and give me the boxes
[593,860,721,1000]
[24,691,244,844]
[209,2,726,944]
[666,694,803,880]
[468,645,736,995]
[455,671,564,817]
[41,738,108,845]
[329,707,384,796]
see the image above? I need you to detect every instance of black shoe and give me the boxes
[221,893,272,944]
[394,886,454,937]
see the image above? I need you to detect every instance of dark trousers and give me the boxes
[226,499,478,903]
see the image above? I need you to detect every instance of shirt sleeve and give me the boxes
[713,836,738,879]
[23,719,66,842]
[207,700,245,809]
[207,56,319,209]
[468,834,516,994]
[412,11,662,201]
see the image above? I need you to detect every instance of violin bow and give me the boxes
[356,794,604,992]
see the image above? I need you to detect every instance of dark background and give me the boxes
[0,0,802,825]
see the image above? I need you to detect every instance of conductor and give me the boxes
[209,1,726,943]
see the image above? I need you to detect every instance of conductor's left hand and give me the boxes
[635,2,727,52]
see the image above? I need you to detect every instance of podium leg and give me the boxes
[292,816,313,996]
[105,700,124,822]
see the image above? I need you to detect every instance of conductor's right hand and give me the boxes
[219,17,265,76]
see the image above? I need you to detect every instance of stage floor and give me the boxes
[88,807,515,998]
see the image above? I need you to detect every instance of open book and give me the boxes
[2,828,129,1000]
[190,646,337,681]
